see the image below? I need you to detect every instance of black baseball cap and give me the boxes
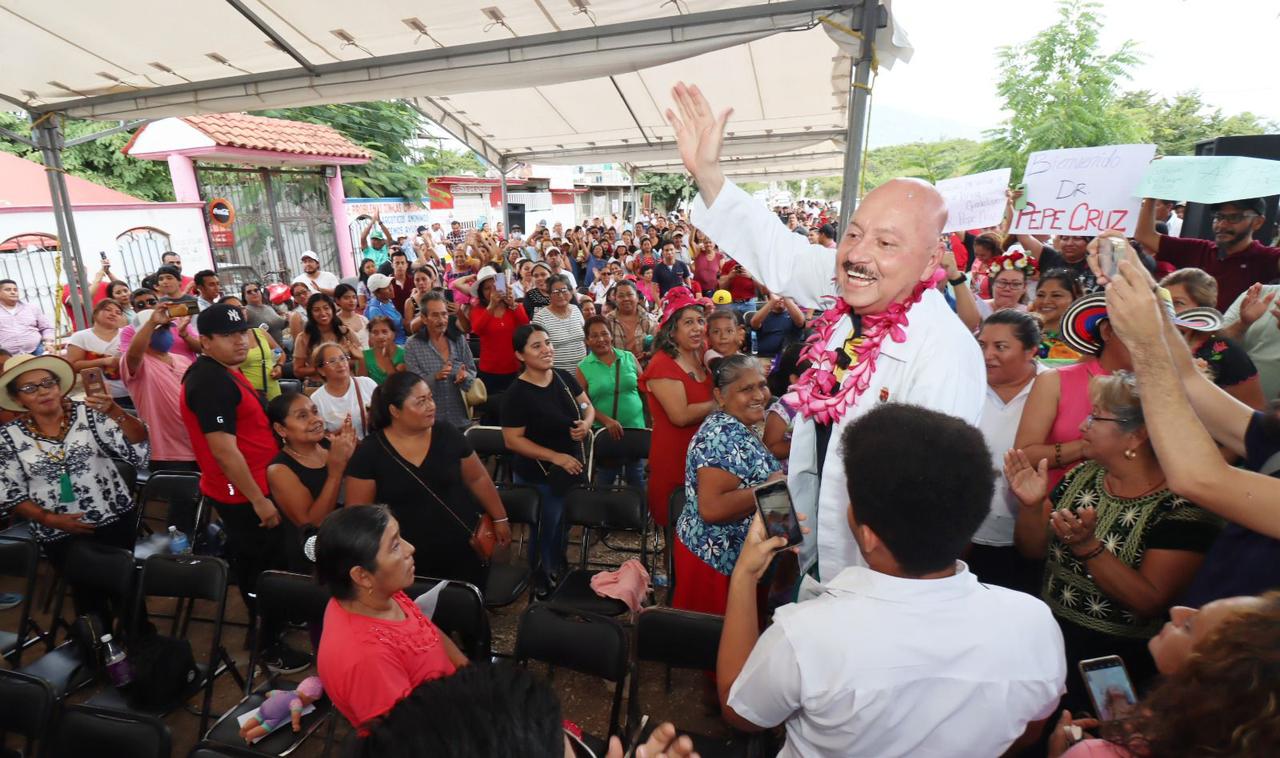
[196,303,251,335]
[156,264,182,279]
[1211,197,1266,215]
[416,225,428,233]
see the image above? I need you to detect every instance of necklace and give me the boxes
[284,444,326,468]
[784,268,944,425]
[25,412,75,503]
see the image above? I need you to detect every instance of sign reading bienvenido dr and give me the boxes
[207,198,235,227]
[1010,144,1156,235]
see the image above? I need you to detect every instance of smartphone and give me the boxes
[164,296,200,318]
[1099,237,1123,279]
[754,479,802,547]
[99,251,109,264]
[1079,655,1137,723]
[80,367,107,398]
[494,273,507,293]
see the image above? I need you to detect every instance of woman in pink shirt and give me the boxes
[315,505,466,733]
[119,306,196,475]
[691,236,725,294]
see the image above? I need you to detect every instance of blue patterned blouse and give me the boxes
[676,411,781,576]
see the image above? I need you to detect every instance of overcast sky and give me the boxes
[867,0,1280,147]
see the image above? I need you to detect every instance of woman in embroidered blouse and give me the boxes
[0,354,147,622]
[315,505,467,734]
[674,355,781,615]
[1007,372,1220,715]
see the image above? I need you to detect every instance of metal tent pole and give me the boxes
[837,1,881,232]
[34,114,93,329]
[499,163,509,236]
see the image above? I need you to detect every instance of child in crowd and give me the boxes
[704,307,746,365]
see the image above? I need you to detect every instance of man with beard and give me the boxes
[667,82,983,581]
[1135,196,1279,311]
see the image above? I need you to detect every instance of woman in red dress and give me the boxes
[640,287,715,526]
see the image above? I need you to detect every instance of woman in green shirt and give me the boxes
[363,315,405,385]
[223,295,282,400]
[576,316,646,487]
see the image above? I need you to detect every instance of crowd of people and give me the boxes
[0,82,1278,756]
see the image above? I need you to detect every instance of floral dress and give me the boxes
[676,411,781,576]
[1193,334,1257,389]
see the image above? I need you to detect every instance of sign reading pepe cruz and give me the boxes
[207,198,236,227]
[936,168,1012,233]
[1010,144,1156,236]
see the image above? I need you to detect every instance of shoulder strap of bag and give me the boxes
[611,352,621,420]
[253,329,269,389]
[352,377,369,433]
[374,432,472,537]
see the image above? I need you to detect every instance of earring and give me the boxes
[1123,448,1136,460]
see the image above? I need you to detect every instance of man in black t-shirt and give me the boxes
[653,243,692,296]
[180,304,309,673]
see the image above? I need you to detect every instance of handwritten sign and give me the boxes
[936,168,1012,232]
[1010,144,1156,235]
[1135,156,1280,205]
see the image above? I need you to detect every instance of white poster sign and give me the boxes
[1010,144,1156,235]
[936,168,1012,233]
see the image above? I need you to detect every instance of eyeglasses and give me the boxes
[550,288,572,295]
[14,378,60,395]
[1211,212,1257,224]
[317,354,350,368]
[1084,414,1131,428]
[993,280,1024,289]
[135,298,158,307]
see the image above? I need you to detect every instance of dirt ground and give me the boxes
[1,518,731,757]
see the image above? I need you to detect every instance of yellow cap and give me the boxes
[712,289,733,305]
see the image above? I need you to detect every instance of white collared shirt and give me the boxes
[727,563,1066,758]
[973,364,1046,546]
[693,180,986,580]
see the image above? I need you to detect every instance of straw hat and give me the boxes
[0,354,75,412]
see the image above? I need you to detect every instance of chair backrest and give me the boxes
[256,570,332,628]
[0,533,37,579]
[405,577,491,660]
[635,607,722,671]
[0,668,56,745]
[589,427,651,475]
[497,483,540,527]
[111,457,138,493]
[138,470,202,526]
[189,741,263,757]
[465,425,508,458]
[47,703,171,758]
[140,553,228,603]
[516,603,628,739]
[564,486,647,532]
[63,540,137,610]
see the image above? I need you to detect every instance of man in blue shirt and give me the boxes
[362,273,406,344]
[652,242,692,297]
[360,210,393,268]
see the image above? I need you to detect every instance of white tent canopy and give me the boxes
[1,0,910,322]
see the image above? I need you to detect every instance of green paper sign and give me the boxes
[1135,156,1280,205]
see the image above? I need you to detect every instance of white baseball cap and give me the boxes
[299,251,320,263]
[367,273,393,291]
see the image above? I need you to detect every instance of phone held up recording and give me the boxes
[754,479,802,547]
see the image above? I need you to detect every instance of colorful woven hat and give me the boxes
[1060,292,1109,356]
[1171,306,1225,333]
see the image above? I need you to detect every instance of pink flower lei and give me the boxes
[783,267,945,425]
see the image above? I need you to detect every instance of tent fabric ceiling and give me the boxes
[0,0,911,180]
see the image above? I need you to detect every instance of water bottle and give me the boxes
[168,525,191,555]
[102,633,134,687]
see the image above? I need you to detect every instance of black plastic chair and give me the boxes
[87,553,242,736]
[465,425,511,483]
[46,703,171,758]
[204,571,333,756]
[22,541,137,699]
[405,576,491,661]
[134,469,203,542]
[587,427,650,483]
[484,484,540,609]
[666,489,685,603]
[0,668,56,757]
[189,741,270,757]
[0,535,39,666]
[516,603,628,741]
[627,608,766,757]
[549,486,649,617]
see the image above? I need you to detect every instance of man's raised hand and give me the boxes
[666,82,732,205]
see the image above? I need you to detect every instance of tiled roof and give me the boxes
[181,113,371,160]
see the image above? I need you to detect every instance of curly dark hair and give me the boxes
[1121,591,1280,756]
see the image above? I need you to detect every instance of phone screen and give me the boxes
[1079,656,1137,722]
[494,273,507,293]
[81,367,106,397]
[755,480,802,547]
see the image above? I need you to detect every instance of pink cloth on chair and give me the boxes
[589,558,650,613]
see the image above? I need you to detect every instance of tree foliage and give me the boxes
[638,171,697,211]
[976,0,1143,181]
[861,139,985,192]
[256,101,483,202]
[1117,90,1275,156]
[0,112,177,201]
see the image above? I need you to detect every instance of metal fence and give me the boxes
[0,236,64,326]
[113,227,171,288]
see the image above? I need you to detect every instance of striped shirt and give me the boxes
[532,305,586,370]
